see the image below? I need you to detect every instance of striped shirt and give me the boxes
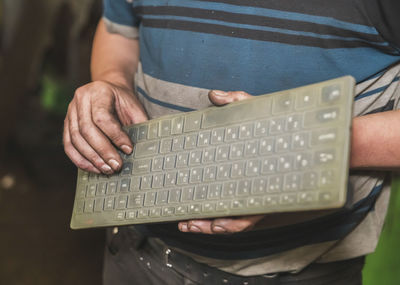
[103,0,400,275]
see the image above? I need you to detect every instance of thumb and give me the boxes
[208,90,253,106]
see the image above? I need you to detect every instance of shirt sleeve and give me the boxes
[365,0,400,50]
[103,0,140,39]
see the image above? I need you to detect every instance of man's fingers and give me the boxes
[76,96,123,171]
[91,103,133,154]
[63,117,101,174]
[211,215,265,234]
[208,90,253,106]
[68,103,115,174]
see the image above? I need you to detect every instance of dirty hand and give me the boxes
[63,80,148,174]
[178,90,266,234]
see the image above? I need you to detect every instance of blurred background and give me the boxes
[0,0,399,284]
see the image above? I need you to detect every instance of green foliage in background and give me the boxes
[363,178,400,285]
[40,74,72,115]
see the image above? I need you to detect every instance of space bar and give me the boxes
[202,95,271,128]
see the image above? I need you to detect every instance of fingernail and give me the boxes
[180,223,188,232]
[213,90,228,96]
[189,226,201,233]
[212,226,226,233]
[108,159,120,170]
[121,145,132,154]
[101,164,112,173]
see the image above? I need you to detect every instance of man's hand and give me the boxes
[63,80,148,174]
[178,90,266,234]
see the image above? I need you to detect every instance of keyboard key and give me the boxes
[126,210,137,219]
[152,157,164,171]
[319,192,333,203]
[128,127,139,143]
[237,180,251,196]
[169,189,181,203]
[211,128,225,144]
[202,148,216,163]
[231,161,245,178]
[77,186,86,199]
[299,192,316,204]
[217,164,231,180]
[189,168,203,183]
[284,174,301,192]
[150,208,162,217]
[208,184,222,199]
[184,134,197,149]
[246,159,260,176]
[184,113,202,132]
[321,84,341,103]
[252,178,267,194]
[259,138,274,155]
[286,114,302,131]
[160,139,173,153]
[222,181,237,198]
[120,178,131,192]
[160,119,172,137]
[225,126,239,142]
[104,197,115,211]
[131,176,141,192]
[295,153,313,169]
[172,136,185,152]
[232,199,246,209]
[164,154,177,169]
[140,175,152,190]
[229,143,244,159]
[162,207,175,216]
[216,145,230,161]
[302,172,318,189]
[275,135,291,152]
[315,149,336,165]
[177,170,190,185]
[248,197,263,208]
[152,173,164,188]
[138,209,149,219]
[273,93,293,114]
[138,125,148,141]
[203,202,216,213]
[181,187,195,202]
[261,157,277,174]
[115,211,125,220]
[239,123,253,139]
[194,185,208,200]
[87,184,97,197]
[128,194,144,208]
[245,140,259,157]
[268,175,283,193]
[277,156,293,172]
[197,130,211,146]
[156,190,169,205]
[188,204,202,214]
[97,182,107,196]
[295,90,316,110]
[148,122,159,139]
[292,133,309,149]
[264,195,279,207]
[107,182,118,195]
[255,120,268,137]
[133,158,152,174]
[216,201,230,211]
[135,141,159,158]
[75,200,84,213]
[280,194,297,205]
[175,205,188,215]
[144,192,156,207]
[94,198,104,213]
[320,170,336,187]
[171,116,184,134]
[269,118,285,134]
[116,195,128,209]
[164,171,177,187]
[311,129,337,146]
[176,152,189,167]
[204,165,217,181]
[189,150,203,165]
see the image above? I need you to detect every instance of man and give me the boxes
[63,0,400,284]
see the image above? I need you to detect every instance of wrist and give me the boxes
[92,70,134,92]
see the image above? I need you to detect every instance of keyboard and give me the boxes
[71,76,355,229]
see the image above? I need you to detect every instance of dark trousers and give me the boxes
[103,227,364,285]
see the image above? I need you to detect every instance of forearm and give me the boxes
[91,19,139,90]
[350,110,400,170]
